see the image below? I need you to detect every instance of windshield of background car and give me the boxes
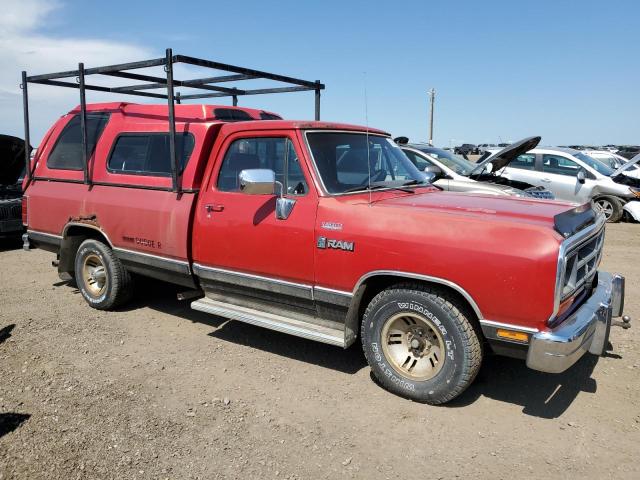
[576,152,615,176]
[416,147,476,175]
[306,132,424,194]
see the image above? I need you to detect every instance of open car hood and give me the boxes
[611,153,640,177]
[470,136,541,175]
[0,134,28,186]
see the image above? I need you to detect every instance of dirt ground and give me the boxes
[1,224,639,480]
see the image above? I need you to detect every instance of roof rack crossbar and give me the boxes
[21,48,325,193]
[174,55,325,90]
[178,85,314,101]
[30,79,168,99]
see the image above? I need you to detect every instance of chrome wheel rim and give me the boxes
[381,312,445,381]
[82,253,107,297]
[595,199,614,219]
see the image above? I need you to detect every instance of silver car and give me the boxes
[493,147,640,222]
[400,137,554,199]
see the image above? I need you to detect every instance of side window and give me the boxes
[510,153,536,170]
[107,133,195,176]
[217,137,308,195]
[542,154,580,177]
[47,114,110,170]
[403,150,430,170]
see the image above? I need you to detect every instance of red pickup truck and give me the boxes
[21,100,629,404]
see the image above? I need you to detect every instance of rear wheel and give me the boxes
[594,196,623,223]
[74,239,132,310]
[361,283,483,405]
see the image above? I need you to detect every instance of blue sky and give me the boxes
[1,0,638,146]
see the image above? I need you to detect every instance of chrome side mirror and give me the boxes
[423,171,437,184]
[276,197,296,220]
[423,165,443,181]
[577,169,586,184]
[238,168,296,220]
[239,169,276,194]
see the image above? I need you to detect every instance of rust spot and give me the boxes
[68,214,100,228]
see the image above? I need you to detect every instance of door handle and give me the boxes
[541,178,551,183]
[205,204,224,213]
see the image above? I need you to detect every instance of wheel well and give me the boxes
[58,225,112,275]
[345,274,482,344]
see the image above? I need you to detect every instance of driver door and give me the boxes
[193,132,318,309]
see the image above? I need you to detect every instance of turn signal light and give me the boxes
[496,329,529,343]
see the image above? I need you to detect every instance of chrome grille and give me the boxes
[560,228,605,301]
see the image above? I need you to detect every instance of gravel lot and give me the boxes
[1,223,639,479]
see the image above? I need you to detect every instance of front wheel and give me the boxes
[361,284,483,405]
[74,239,133,310]
[593,196,623,223]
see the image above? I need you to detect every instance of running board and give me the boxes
[190,297,345,347]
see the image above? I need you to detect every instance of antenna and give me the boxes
[364,72,372,206]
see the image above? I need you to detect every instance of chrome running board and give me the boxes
[191,297,345,347]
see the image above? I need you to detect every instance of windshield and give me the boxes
[590,154,620,169]
[415,147,476,175]
[575,152,615,176]
[306,132,425,194]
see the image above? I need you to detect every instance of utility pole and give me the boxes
[428,88,436,146]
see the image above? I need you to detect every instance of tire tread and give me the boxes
[361,282,482,404]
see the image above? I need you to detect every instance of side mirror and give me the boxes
[238,168,297,220]
[577,169,586,184]
[239,169,276,194]
[423,171,437,184]
[424,164,443,179]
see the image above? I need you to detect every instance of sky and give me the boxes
[0,0,638,147]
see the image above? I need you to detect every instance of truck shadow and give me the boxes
[0,237,23,252]
[122,280,368,375]
[0,413,31,438]
[117,280,613,414]
[446,353,600,418]
[0,324,15,344]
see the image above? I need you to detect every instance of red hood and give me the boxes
[367,190,575,231]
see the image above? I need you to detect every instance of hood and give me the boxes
[0,134,28,186]
[470,136,541,175]
[611,153,640,177]
[372,190,573,230]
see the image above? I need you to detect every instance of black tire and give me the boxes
[593,196,623,223]
[361,283,482,405]
[74,239,133,310]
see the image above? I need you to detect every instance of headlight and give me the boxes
[630,187,640,198]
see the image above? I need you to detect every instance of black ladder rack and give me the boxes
[21,48,325,193]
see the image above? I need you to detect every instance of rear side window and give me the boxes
[510,154,536,170]
[47,114,110,170]
[107,133,195,176]
[403,150,430,170]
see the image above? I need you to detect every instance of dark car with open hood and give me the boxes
[0,135,28,237]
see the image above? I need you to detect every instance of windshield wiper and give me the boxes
[401,179,428,186]
[342,182,416,194]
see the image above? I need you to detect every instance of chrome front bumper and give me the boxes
[526,271,625,373]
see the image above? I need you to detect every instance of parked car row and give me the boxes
[559,144,640,158]
[396,136,640,223]
[483,146,640,223]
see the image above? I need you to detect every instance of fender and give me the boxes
[623,200,640,221]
